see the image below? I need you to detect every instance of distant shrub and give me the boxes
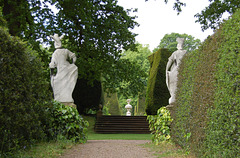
[145,48,171,115]
[104,92,121,115]
[170,9,240,157]
[136,90,146,116]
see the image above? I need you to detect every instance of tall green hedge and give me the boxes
[0,25,52,152]
[145,48,171,115]
[135,90,146,116]
[104,92,121,115]
[171,9,240,157]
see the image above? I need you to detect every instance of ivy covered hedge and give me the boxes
[171,9,240,157]
[145,48,171,115]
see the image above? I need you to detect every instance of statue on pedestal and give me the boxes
[125,99,132,116]
[49,34,78,105]
[166,38,187,105]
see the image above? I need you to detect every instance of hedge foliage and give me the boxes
[0,24,52,152]
[147,107,173,145]
[171,9,240,157]
[104,92,121,115]
[0,15,89,153]
[47,101,88,143]
[135,90,146,116]
[145,48,171,115]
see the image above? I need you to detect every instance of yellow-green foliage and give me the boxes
[104,92,121,115]
[145,48,171,115]
[171,9,240,157]
[147,107,173,145]
[136,90,146,116]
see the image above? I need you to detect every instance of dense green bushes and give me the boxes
[203,10,240,157]
[0,18,88,154]
[47,101,88,142]
[0,25,52,152]
[145,48,171,115]
[171,9,240,157]
[147,107,173,145]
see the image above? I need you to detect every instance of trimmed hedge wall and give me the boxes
[145,48,171,115]
[171,9,240,157]
[0,25,52,152]
[104,92,121,115]
[136,90,146,115]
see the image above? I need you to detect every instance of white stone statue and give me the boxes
[49,34,78,103]
[166,38,187,104]
[125,99,132,116]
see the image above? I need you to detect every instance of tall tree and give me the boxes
[117,44,152,113]
[118,43,152,97]
[153,33,201,53]
[53,0,139,83]
[0,0,55,67]
[0,0,144,94]
[194,0,240,30]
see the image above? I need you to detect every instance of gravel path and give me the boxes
[60,140,157,158]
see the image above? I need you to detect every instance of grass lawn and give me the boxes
[9,139,75,158]
[88,133,151,140]
[142,141,195,158]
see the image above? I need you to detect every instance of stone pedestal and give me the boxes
[166,104,174,110]
[166,104,175,119]
[62,102,77,108]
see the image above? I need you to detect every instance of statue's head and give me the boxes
[51,33,64,49]
[176,38,185,50]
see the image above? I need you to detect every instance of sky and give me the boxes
[117,0,215,51]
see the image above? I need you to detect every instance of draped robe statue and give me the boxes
[49,34,78,103]
[166,38,187,105]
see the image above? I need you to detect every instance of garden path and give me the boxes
[60,140,157,158]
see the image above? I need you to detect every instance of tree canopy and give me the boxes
[194,0,240,30]
[0,0,144,94]
[153,33,201,53]
[118,43,152,97]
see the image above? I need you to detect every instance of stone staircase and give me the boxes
[94,116,150,134]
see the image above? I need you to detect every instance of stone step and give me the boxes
[94,116,150,134]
